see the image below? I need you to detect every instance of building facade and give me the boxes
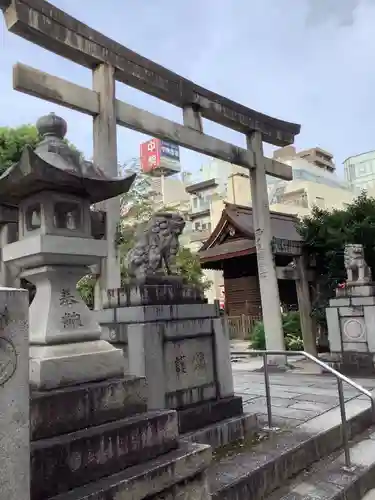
[274,146,335,172]
[186,148,360,305]
[343,151,375,191]
[269,147,354,215]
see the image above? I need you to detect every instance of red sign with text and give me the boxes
[140,139,161,173]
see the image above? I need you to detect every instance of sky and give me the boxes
[1,0,375,179]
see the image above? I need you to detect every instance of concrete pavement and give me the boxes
[233,357,375,428]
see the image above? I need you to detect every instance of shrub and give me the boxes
[250,311,304,351]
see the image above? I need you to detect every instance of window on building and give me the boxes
[192,197,198,209]
[194,222,201,231]
[315,197,325,208]
[358,163,368,175]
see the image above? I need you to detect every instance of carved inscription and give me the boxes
[61,312,83,329]
[255,228,268,279]
[0,306,10,329]
[0,337,17,386]
[165,338,215,393]
[59,287,83,330]
[174,355,187,374]
[192,351,206,371]
[59,288,78,307]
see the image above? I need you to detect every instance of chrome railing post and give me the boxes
[337,378,351,468]
[230,349,373,464]
[263,352,272,429]
[371,397,375,422]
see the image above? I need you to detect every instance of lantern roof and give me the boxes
[0,113,136,204]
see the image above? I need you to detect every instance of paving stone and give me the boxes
[284,480,342,499]
[299,399,371,433]
[289,401,334,412]
[240,387,303,399]
[257,415,305,428]
[235,393,260,403]
[234,369,375,427]
[293,394,340,404]
[244,401,319,421]
[324,467,361,488]
[242,396,293,408]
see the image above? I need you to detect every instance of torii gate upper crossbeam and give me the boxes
[1,0,300,147]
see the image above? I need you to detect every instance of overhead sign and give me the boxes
[160,140,180,161]
[140,138,181,175]
[140,139,160,173]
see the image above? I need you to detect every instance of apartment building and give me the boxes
[183,160,239,302]
[343,150,375,192]
[274,146,335,172]
[269,146,354,215]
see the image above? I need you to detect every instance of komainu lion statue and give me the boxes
[127,212,186,279]
[344,244,372,284]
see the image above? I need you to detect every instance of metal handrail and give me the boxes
[231,350,375,468]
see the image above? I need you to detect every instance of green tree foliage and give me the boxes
[0,123,82,174]
[251,311,303,351]
[297,192,375,324]
[0,124,40,173]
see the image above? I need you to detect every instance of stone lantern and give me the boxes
[1,113,135,389]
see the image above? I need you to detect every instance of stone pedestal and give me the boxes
[0,287,30,500]
[30,376,211,500]
[326,283,375,375]
[3,240,125,390]
[96,281,258,449]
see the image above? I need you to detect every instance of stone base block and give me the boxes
[324,351,375,376]
[182,413,259,449]
[95,302,219,329]
[31,375,148,440]
[336,284,375,297]
[31,409,179,499]
[29,340,125,390]
[178,396,243,434]
[49,441,211,500]
[104,277,204,309]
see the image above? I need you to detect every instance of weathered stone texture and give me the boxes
[0,287,30,500]
[31,375,148,439]
[31,410,178,499]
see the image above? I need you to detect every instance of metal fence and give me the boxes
[226,314,262,340]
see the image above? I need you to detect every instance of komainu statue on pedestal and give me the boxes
[344,244,372,284]
[127,212,186,279]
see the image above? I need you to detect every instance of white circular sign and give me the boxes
[343,319,365,340]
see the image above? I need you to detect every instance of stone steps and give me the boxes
[266,425,375,499]
[208,397,374,500]
[31,409,178,499]
[182,413,258,449]
[31,375,148,440]
[49,440,212,500]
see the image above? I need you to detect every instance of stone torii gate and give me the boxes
[0,0,303,363]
